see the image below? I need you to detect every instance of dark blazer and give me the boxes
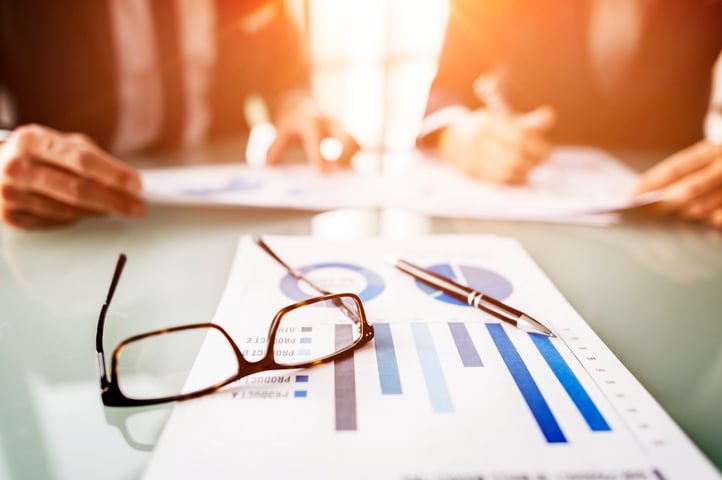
[0,0,308,150]
[427,0,722,149]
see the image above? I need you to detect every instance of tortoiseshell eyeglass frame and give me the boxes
[96,237,374,407]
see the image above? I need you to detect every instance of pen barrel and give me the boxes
[478,295,523,316]
[475,294,523,322]
[396,260,473,302]
[393,258,552,336]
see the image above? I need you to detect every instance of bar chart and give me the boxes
[339,320,611,444]
[270,256,613,443]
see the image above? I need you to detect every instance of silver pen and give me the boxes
[386,256,555,337]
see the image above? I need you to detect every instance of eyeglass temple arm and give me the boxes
[252,235,364,324]
[96,253,127,390]
[252,235,332,296]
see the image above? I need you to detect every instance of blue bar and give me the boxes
[411,322,454,413]
[294,390,307,398]
[448,322,483,367]
[334,324,357,431]
[373,323,403,395]
[486,324,567,443]
[299,337,312,344]
[295,375,309,383]
[529,333,611,432]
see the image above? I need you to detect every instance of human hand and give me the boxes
[266,92,359,172]
[633,140,722,228]
[437,106,556,184]
[0,124,145,230]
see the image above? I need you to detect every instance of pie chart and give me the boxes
[280,262,385,302]
[415,263,513,305]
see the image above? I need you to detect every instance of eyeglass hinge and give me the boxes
[96,352,110,390]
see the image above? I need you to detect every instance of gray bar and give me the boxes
[448,322,483,367]
[334,324,357,431]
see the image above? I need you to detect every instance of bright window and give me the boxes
[294,0,449,166]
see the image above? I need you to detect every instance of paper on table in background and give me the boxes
[143,235,718,480]
[141,163,383,210]
[140,146,657,222]
[386,146,659,221]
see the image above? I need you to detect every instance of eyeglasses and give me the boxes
[95,235,375,407]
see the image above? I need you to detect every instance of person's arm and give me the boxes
[633,50,722,228]
[419,0,495,146]
[244,1,358,171]
[0,3,146,231]
[705,51,722,145]
[420,0,555,184]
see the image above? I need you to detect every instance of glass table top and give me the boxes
[1,148,721,479]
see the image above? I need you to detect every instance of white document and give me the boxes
[144,235,718,480]
[387,147,659,221]
[140,147,658,222]
[141,163,384,210]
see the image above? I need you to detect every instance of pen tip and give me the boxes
[519,314,555,338]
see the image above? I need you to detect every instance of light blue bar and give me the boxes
[448,322,483,367]
[299,337,312,344]
[530,333,611,432]
[411,322,454,413]
[487,323,567,443]
[294,390,307,398]
[373,323,403,394]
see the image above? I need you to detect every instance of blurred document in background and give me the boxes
[388,146,659,221]
[141,147,657,223]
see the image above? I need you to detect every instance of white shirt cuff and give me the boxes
[418,105,471,140]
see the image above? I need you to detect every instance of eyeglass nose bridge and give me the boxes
[270,292,366,324]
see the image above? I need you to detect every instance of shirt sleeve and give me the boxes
[419,0,503,145]
[243,1,310,122]
[705,50,722,144]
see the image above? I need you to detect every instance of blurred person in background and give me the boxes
[0,0,357,230]
[421,0,722,228]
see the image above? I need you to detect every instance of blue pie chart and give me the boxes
[280,262,385,303]
[416,264,513,306]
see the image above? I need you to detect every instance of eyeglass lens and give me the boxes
[116,326,238,400]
